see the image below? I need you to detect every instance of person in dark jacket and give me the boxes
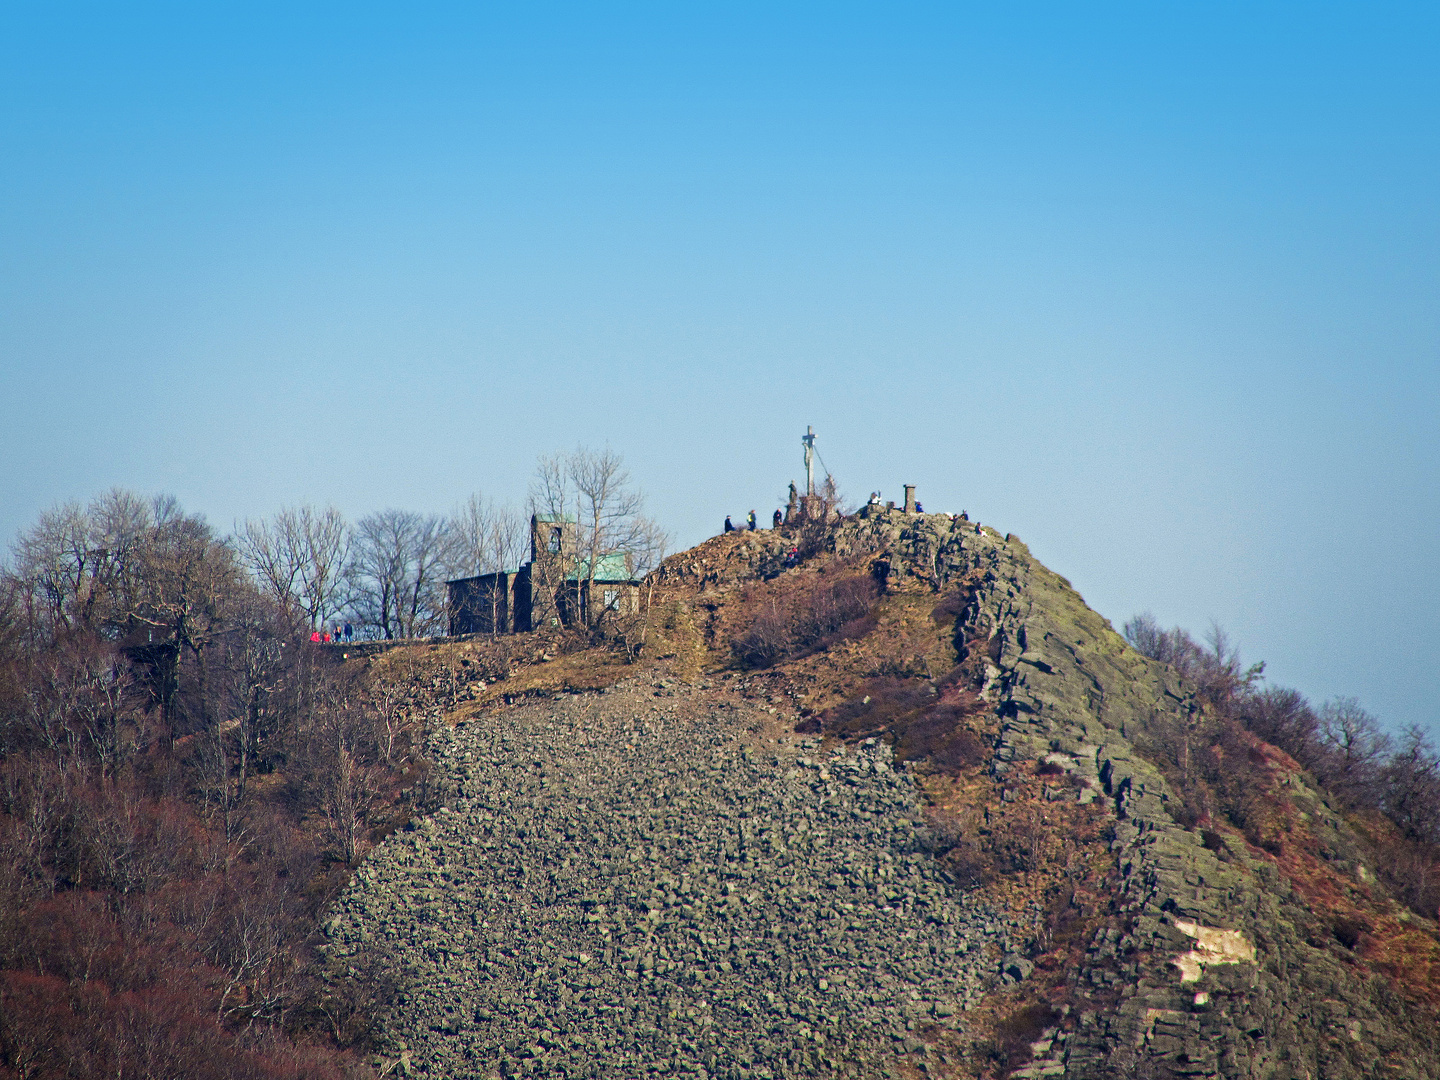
[724,515,735,532]
[772,509,783,528]
[747,510,757,531]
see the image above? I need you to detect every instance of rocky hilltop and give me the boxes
[832,508,1440,1078]
[324,508,1439,1079]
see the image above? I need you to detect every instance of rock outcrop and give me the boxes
[834,507,1440,1079]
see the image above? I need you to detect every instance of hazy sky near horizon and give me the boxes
[2,4,1437,734]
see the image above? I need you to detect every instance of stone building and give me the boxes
[447,515,641,635]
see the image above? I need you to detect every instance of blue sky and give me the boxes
[2,3,1437,734]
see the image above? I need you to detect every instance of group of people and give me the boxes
[310,623,354,644]
[724,499,983,538]
[724,509,782,532]
[719,509,798,567]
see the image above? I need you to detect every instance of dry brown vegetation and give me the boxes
[5,498,1436,1080]
[0,495,460,1078]
[1123,615,1440,1023]
[1126,614,1440,922]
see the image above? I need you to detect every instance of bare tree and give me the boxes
[10,500,92,638]
[128,500,248,738]
[528,447,666,631]
[529,452,573,523]
[1380,725,1440,844]
[638,527,669,654]
[349,510,449,640]
[291,669,384,866]
[192,590,296,845]
[570,447,644,629]
[1122,613,1263,707]
[234,505,350,633]
[526,453,578,627]
[9,489,153,642]
[1317,697,1392,800]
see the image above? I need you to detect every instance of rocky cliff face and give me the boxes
[835,507,1440,1079]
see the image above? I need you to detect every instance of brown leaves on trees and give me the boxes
[1126,612,1440,921]
[0,492,413,1078]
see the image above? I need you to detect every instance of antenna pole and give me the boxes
[802,425,816,497]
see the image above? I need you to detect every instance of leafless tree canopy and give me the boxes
[0,491,425,1077]
[446,493,526,580]
[349,510,449,640]
[11,489,160,643]
[1121,612,1264,704]
[234,505,350,632]
[528,447,668,629]
[6,491,249,738]
[1125,610,1440,918]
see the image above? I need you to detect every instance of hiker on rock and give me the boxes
[747,510,757,531]
[772,509,783,529]
[724,515,735,533]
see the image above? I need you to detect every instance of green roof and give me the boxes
[566,553,633,582]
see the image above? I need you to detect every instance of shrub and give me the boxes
[1332,915,1369,951]
[731,572,880,669]
[984,1002,1060,1071]
[818,679,933,740]
[929,589,968,627]
[893,706,987,769]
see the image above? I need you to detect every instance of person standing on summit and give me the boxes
[747,510,757,531]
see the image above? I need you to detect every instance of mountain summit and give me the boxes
[325,507,1439,1079]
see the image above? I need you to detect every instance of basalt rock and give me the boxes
[829,508,1440,1079]
[325,684,1004,1078]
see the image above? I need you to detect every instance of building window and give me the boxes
[603,589,619,610]
[548,527,562,553]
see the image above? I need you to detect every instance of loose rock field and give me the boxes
[324,681,1001,1078]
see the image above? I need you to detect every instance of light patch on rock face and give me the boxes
[1171,920,1256,982]
[1136,1008,1184,1049]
